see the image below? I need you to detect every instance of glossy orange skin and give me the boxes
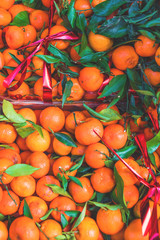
[85,142,109,168]
[0,221,8,240]
[5,26,24,49]
[9,216,39,240]
[50,196,76,222]
[124,219,149,240]
[0,8,11,26]
[74,217,99,240]
[19,196,48,223]
[65,111,86,134]
[96,208,125,235]
[75,118,104,145]
[34,77,58,99]
[0,123,17,144]
[103,124,128,149]
[0,149,21,164]
[52,132,73,156]
[10,175,36,197]
[36,175,61,202]
[68,177,94,203]
[30,10,49,31]
[74,0,93,17]
[0,74,6,94]
[27,151,50,179]
[88,31,113,52]
[0,0,15,10]
[0,158,14,184]
[79,67,104,92]
[7,81,30,97]
[91,167,116,193]
[20,25,37,45]
[50,25,70,50]
[134,35,158,57]
[112,45,139,70]
[40,107,65,133]
[39,219,62,240]
[0,190,20,215]
[143,68,160,86]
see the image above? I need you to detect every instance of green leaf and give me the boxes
[22,0,40,8]
[48,45,72,66]
[136,90,155,96]
[105,160,115,168]
[83,103,121,122]
[62,175,68,191]
[72,202,87,229]
[0,144,14,150]
[93,0,126,17]
[140,18,160,28]
[61,214,68,229]
[46,184,72,199]
[69,155,84,172]
[10,11,30,27]
[15,126,35,138]
[140,0,156,13]
[0,115,9,122]
[64,210,79,217]
[114,167,127,209]
[98,74,127,98]
[68,0,77,28]
[2,100,26,123]
[55,235,66,240]
[147,131,160,154]
[5,164,39,177]
[138,30,156,40]
[0,213,5,221]
[112,145,138,161]
[76,13,87,32]
[9,53,21,64]
[40,208,54,221]
[79,33,88,54]
[89,201,121,210]
[23,199,33,219]
[27,121,43,138]
[62,80,73,107]
[36,55,60,64]
[54,132,77,147]
[68,176,83,188]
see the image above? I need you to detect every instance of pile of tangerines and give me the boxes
[0,0,160,239]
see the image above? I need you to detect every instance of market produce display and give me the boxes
[0,0,160,239]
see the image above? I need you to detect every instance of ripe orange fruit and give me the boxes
[0,29,4,48]
[3,48,18,65]
[109,68,124,81]
[52,156,77,179]
[111,227,126,240]
[8,4,25,19]
[19,196,48,222]
[30,10,49,31]
[50,25,70,50]
[112,45,139,70]
[7,81,30,97]
[0,8,12,26]
[79,67,104,91]
[40,106,65,133]
[0,122,17,144]
[0,158,14,184]
[85,142,109,168]
[91,167,115,193]
[74,217,99,240]
[39,219,62,240]
[0,0,15,9]
[58,77,85,101]
[41,0,51,8]
[9,216,39,240]
[155,46,160,66]
[88,30,113,52]
[0,190,20,215]
[36,175,61,202]
[71,142,86,156]
[5,26,24,49]
[143,127,154,141]
[103,123,127,149]
[52,132,73,156]
[75,118,104,145]
[10,175,36,197]
[115,184,139,209]
[134,35,158,57]
[91,0,105,7]
[50,196,76,222]
[0,186,3,202]
[0,221,8,240]
[124,219,149,240]
[18,108,37,124]
[34,77,58,99]
[74,0,93,17]
[70,43,81,62]
[143,68,160,86]
[27,151,50,179]
[0,149,21,164]
[96,208,125,235]
[0,74,6,94]
[0,52,4,70]
[65,111,86,134]
[16,136,29,151]
[26,128,51,152]
[20,25,37,45]
[96,103,120,126]
[68,177,94,203]
[115,158,141,186]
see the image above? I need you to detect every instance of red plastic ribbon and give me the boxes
[3,0,79,101]
[148,112,159,134]
[97,74,110,98]
[93,130,160,240]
